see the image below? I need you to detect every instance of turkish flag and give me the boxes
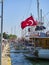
[21,21,27,29]
[21,16,38,29]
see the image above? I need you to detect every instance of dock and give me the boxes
[2,43,11,65]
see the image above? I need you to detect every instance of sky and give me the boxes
[1,0,49,37]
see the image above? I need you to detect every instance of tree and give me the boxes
[3,32,17,40]
[3,32,9,39]
[8,34,17,39]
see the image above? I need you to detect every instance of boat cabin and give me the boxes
[29,32,49,49]
[33,37,49,49]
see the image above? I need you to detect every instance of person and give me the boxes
[34,50,38,56]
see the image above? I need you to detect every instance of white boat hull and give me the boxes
[38,49,49,59]
[24,49,49,60]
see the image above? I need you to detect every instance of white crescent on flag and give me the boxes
[28,20,33,25]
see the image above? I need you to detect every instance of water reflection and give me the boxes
[10,42,49,65]
[10,53,49,65]
[10,53,32,65]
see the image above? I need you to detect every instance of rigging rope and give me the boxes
[25,0,32,17]
[21,0,33,37]
[41,11,49,28]
[21,0,32,20]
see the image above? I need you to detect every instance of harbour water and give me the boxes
[10,43,49,65]
[10,53,49,65]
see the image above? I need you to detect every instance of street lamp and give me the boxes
[0,0,3,65]
[1,0,3,43]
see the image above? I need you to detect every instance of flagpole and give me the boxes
[25,28,26,37]
[21,29,24,38]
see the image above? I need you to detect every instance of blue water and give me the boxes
[10,53,32,65]
[10,43,49,65]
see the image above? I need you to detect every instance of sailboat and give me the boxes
[24,0,49,60]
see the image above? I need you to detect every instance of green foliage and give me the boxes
[3,32,17,39]
[8,34,17,39]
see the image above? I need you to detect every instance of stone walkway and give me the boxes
[2,43,11,65]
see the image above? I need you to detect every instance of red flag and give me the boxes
[21,16,38,29]
[21,21,27,29]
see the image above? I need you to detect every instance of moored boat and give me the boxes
[24,49,49,60]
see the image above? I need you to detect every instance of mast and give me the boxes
[40,9,42,22]
[14,25,16,35]
[11,27,13,34]
[40,9,44,26]
[37,0,39,21]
